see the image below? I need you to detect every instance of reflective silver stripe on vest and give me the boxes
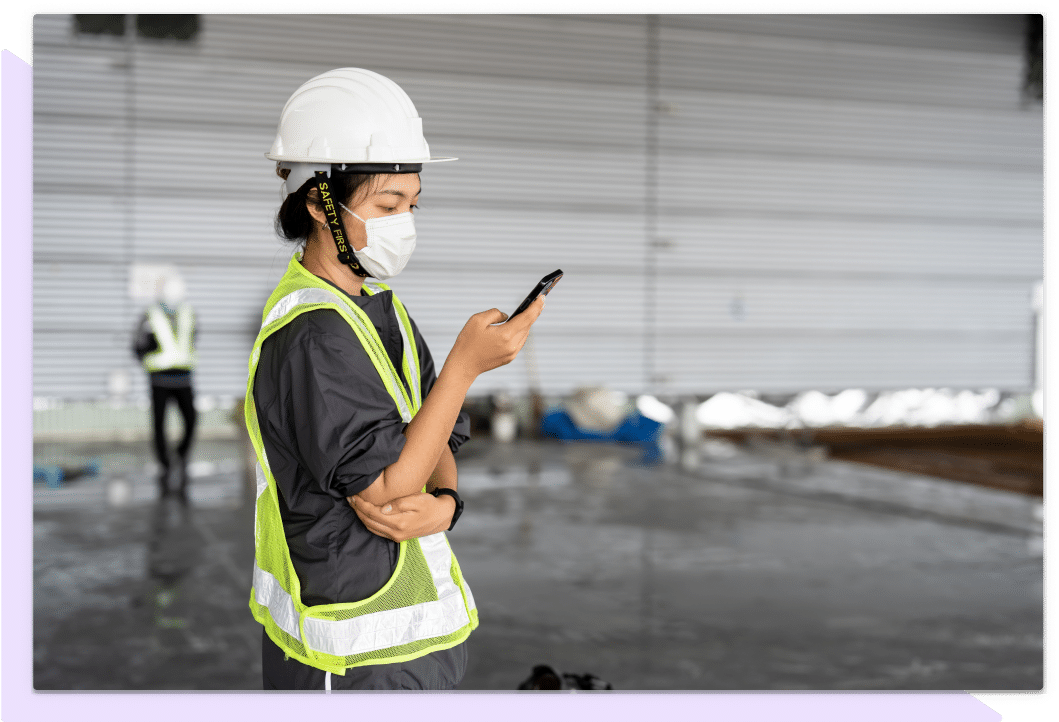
[253,564,302,641]
[145,304,195,371]
[252,531,469,657]
[463,576,477,613]
[394,305,420,405]
[256,462,268,499]
[300,532,469,657]
[363,282,421,406]
[262,287,412,423]
[263,287,344,329]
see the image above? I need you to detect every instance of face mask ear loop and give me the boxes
[338,202,367,225]
[314,169,369,278]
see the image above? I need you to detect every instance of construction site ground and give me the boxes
[30,432,1042,690]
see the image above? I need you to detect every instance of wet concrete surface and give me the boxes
[33,439,259,690]
[33,437,1043,690]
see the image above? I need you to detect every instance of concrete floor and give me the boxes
[32,436,1043,690]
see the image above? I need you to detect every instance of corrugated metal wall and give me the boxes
[652,15,1041,394]
[33,14,1042,401]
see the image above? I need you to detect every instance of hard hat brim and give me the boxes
[265,154,458,164]
[273,158,458,198]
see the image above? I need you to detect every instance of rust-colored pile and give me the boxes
[708,421,1043,498]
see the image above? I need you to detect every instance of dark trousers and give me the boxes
[261,628,467,690]
[151,384,197,471]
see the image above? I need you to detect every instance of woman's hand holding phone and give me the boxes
[447,296,544,380]
[442,269,560,382]
[388,273,555,506]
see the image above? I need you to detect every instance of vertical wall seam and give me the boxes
[645,15,659,395]
[124,14,136,340]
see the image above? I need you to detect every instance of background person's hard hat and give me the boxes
[267,68,456,195]
[159,275,187,307]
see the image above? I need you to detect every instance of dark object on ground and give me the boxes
[518,665,562,690]
[518,664,613,691]
[33,458,102,488]
[562,671,614,690]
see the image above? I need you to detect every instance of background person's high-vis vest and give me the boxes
[143,304,197,372]
[245,252,478,675]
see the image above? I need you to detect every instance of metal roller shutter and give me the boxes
[651,14,1041,394]
[33,14,1041,402]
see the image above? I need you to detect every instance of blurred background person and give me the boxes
[132,274,198,500]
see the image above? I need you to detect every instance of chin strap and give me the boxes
[315,170,369,277]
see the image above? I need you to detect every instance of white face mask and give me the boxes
[338,202,417,280]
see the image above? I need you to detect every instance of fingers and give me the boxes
[514,327,533,355]
[350,495,383,515]
[356,495,400,514]
[352,493,421,525]
[354,492,447,542]
[353,500,400,537]
[355,503,422,543]
[453,297,547,376]
[477,308,509,325]
[358,513,398,541]
[492,297,544,366]
[505,295,545,331]
[350,496,389,528]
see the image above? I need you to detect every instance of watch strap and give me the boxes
[430,487,463,531]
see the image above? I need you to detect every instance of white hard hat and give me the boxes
[159,275,186,306]
[267,68,456,195]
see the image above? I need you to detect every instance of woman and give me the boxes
[246,68,544,690]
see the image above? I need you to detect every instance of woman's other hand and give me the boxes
[348,491,456,542]
[446,295,545,380]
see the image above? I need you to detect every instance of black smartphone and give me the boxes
[508,269,563,321]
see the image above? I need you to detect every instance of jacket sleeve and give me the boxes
[410,315,471,454]
[274,318,408,499]
[132,313,158,360]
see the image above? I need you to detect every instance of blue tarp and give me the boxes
[33,458,101,488]
[540,408,665,445]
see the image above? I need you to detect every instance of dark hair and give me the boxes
[274,168,378,242]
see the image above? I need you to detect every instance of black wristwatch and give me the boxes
[430,487,464,531]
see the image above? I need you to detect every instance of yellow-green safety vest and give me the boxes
[143,303,196,372]
[245,251,478,675]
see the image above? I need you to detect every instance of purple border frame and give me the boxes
[2,49,999,719]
